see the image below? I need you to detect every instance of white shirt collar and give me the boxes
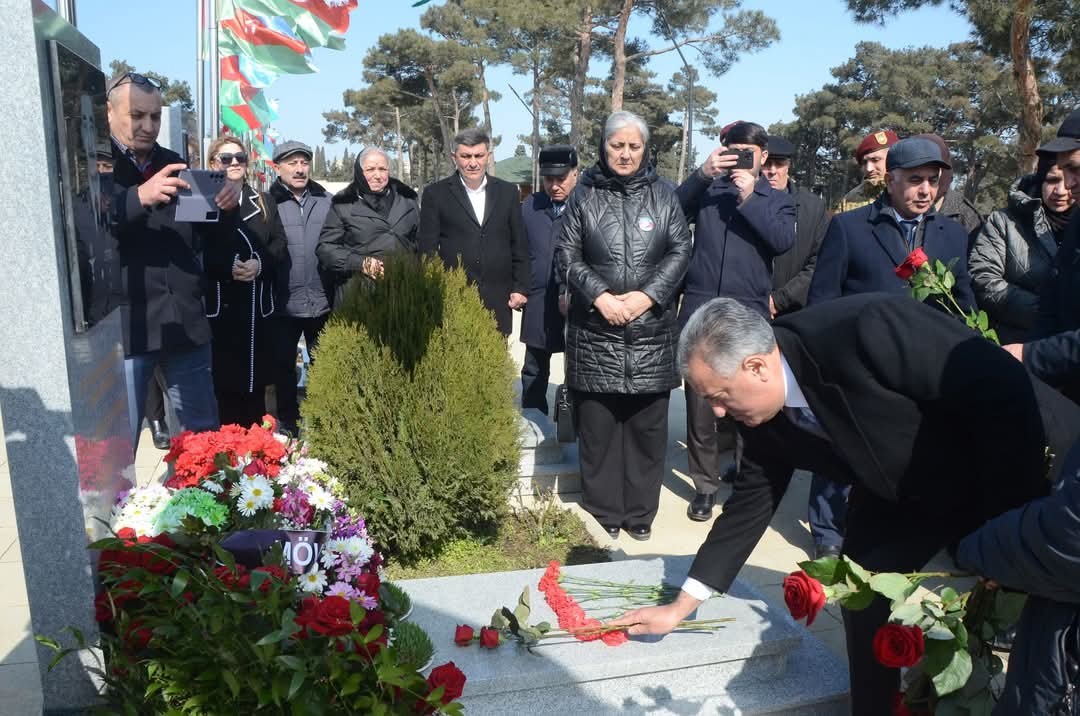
[780,353,810,409]
[460,174,487,195]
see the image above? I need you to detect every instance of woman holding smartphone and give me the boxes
[204,136,288,427]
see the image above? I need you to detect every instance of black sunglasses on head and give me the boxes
[108,72,163,96]
[216,152,249,165]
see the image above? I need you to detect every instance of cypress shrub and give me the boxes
[302,255,519,563]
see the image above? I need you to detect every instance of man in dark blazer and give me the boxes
[804,136,977,558]
[762,136,828,317]
[807,136,975,309]
[676,121,797,522]
[519,145,578,414]
[417,127,530,336]
[612,294,1080,715]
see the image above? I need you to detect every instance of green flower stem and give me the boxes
[537,617,737,640]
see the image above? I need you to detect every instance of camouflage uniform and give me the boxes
[835,180,885,213]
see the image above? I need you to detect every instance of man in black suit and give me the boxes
[611,294,1080,715]
[418,127,530,336]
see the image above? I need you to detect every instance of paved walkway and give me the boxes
[0,315,849,712]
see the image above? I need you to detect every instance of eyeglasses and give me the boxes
[107,72,162,96]
[216,152,248,165]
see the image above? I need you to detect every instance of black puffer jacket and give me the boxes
[555,162,691,394]
[315,170,419,306]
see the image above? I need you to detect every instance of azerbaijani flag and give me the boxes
[232,0,358,51]
[219,0,318,75]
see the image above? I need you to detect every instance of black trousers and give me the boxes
[521,346,554,415]
[273,314,329,431]
[216,389,266,429]
[575,391,670,528]
[841,488,974,716]
[144,365,168,424]
[684,382,738,494]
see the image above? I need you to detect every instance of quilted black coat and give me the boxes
[555,162,690,394]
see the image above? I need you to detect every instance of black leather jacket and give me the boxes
[555,163,691,394]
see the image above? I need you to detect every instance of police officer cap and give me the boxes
[539,145,578,176]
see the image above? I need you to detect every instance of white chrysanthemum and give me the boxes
[320,547,339,570]
[237,494,261,517]
[228,482,245,499]
[301,480,319,496]
[201,480,223,494]
[299,569,328,593]
[241,476,275,508]
[309,488,333,512]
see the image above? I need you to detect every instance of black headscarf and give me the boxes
[351,152,395,218]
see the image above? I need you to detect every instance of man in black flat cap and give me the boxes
[762,136,829,317]
[519,145,579,414]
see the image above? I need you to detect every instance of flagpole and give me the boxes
[196,0,206,165]
[210,0,221,138]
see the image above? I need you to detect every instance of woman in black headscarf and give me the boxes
[316,147,419,304]
[555,110,691,541]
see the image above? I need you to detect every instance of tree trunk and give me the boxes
[569,3,594,151]
[451,92,462,137]
[1011,0,1042,174]
[677,93,690,183]
[423,67,452,159]
[532,59,542,192]
[394,106,407,181]
[610,0,634,112]
[478,61,496,172]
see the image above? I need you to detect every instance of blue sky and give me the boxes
[56,0,973,162]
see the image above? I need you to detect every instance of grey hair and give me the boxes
[453,127,491,152]
[677,298,776,379]
[358,146,390,166]
[604,111,649,146]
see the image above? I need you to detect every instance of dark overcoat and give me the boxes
[316,178,419,306]
[771,181,828,315]
[685,293,1080,714]
[519,191,566,351]
[677,171,796,322]
[807,197,976,310]
[1026,213,1080,403]
[205,185,288,392]
[110,142,232,355]
[417,173,529,335]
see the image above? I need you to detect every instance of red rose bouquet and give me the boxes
[782,555,1023,714]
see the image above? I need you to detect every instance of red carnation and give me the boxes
[873,624,925,668]
[426,662,466,704]
[479,626,500,649]
[454,624,475,646]
[783,570,827,626]
[895,247,930,280]
[261,414,277,432]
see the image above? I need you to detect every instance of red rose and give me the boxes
[454,624,475,646]
[873,624,925,668]
[123,619,152,651]
[296,596,354,637]
[426,662,466,704]
[895,247,930,280]
[355,572,381,599]
[94,592,113,623]
[479,626,500,649]
[783,570,827,626]
[358,608,385,633]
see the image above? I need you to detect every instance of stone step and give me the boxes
[516,443,581,495]
[398,556,848,714]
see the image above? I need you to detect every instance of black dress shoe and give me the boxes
[687,492,716,521]
[719,463,739,484]
[602,525,621,539]
[814,544,843,560]
[149,419,171,450]
[627,525,651,541]
[991,625,1016,652]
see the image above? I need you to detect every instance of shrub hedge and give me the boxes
[302,255,520,563]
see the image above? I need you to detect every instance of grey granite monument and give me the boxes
[400,556,850,714]
[0,1,134,711]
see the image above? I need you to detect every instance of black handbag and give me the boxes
[554,384,575,443]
